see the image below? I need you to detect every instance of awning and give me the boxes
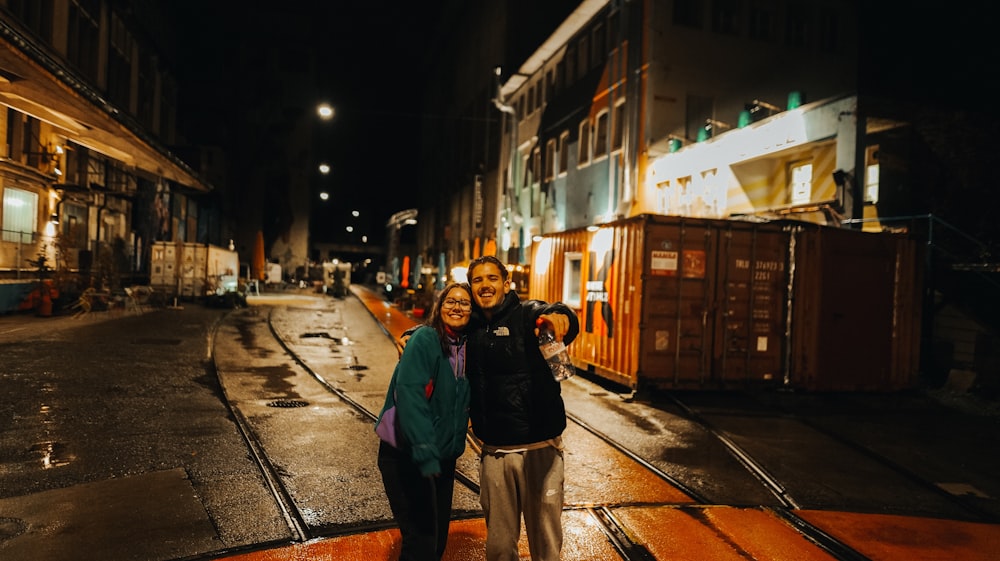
[0,21,210,192]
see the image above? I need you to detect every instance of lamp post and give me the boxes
[492,66,520,263]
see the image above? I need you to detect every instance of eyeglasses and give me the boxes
[442,298,472,310]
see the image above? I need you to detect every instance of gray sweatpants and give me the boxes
[479,444,564,561]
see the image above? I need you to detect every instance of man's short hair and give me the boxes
[467,255,508,281]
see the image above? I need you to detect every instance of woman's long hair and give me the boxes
[427,281,472,355]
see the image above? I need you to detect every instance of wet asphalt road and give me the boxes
[1,287,999,560]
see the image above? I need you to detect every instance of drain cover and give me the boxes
[266,399,309,408]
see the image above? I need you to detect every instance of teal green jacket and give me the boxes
[376,326,470,476]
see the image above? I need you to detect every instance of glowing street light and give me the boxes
[317,103,334,120]
[319,163,330,174]
[319,192,329,201]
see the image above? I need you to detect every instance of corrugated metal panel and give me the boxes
[891,235,923,388]
[530,220,645,388]
[789,226,921,391]
[637,216,789,389]
[712,220,791,386]
[529,214,922,392]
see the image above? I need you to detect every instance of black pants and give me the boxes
[378,440,456,561]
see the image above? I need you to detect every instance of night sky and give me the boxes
[165,2,445,246]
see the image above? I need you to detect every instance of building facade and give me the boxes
[494,0,866,263]
[0,0,212,310]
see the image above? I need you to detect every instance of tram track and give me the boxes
[221,301,990,560]
[246,306,690,559]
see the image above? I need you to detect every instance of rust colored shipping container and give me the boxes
[529,214,923,392]
[530,215,789,390]
[788,225,923,391]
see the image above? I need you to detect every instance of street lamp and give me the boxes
[319,163,330,174]
[317,103,335,120]
[319,192,329,201]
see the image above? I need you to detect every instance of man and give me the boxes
[464,255,579,561]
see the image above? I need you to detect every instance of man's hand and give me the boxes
[536,313,571,341]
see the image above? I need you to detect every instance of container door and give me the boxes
[640,218,715,388]
[712,223,790,386]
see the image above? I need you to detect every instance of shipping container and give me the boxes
[150,241,239,299]
[528,214,922,392]
[788,224,923,391]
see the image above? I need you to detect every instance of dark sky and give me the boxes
[164,2,445,244]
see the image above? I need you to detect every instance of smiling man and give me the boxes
[464,255,579,561]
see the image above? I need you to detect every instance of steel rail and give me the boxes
[663,392,799,509]
[264,307,482,495]
[208,316,311,543]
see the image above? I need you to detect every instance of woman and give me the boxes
[376,281,472,560]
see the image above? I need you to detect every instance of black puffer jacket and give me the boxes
[466,291,580,446]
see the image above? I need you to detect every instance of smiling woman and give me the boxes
[375,280,472,559]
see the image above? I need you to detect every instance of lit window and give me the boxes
[789,161,813,205]
[865,146,880,203]
[2,187,38,243]
[865,163,880,204]
[563,252,583,308]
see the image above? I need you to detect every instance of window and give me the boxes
[865,146,880,204]
[594,110,609,157]
[22,116,41,169]
[578,35,590,74]
[527,85,535,114]
[612,100,625,151]
[559,131,570,174]
[711,0,741,35]
[545,139,556,181]
[107,12,134,110]
[2,187,38,243]
[7,0,54,43]
[748,0,775,41]
[578,119,591,167]
[592,22,606,64]
[546,70,555,99]
[785,3,809,48]
[674,0,704,28]
[63,202,87,247]
[789,161,813,205]
[563,252,583,308]
[68,0,101,83]
[566,44,577,83]
[532,148,541,185]
[818,9,839,53]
